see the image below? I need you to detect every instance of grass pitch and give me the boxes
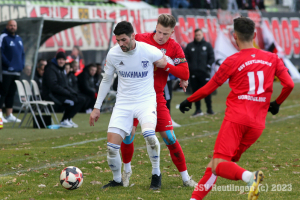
[0,82,299,200]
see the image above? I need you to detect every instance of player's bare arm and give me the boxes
[89,108,100,126]
[154,55,167,68]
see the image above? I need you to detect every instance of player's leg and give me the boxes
[102,130,125,189]
[121,121,137,187]
[102,104,134,189]
[190,160,218,200]
[212,121,264,199]
[190,75,202,116]
[136,101,161,190]
[191,120,246,199]
[156,102,196,186]
[231,127,264,199]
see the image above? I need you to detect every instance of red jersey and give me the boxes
[188,48,291,129]
[135,33,189,103]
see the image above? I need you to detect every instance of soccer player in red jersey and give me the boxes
[179,17,294,200]
[120,14,197,189]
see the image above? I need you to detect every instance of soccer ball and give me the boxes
[165,55,174,66]
[60,166,83,190]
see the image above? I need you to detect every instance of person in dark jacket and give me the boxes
[34,61,46,93]
[185,28,215,117]
[0,20,25,124]
[42,52,85,128]
[77,64,98,113]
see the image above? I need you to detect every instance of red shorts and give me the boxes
[213,119,263,162]
[133,101,173,132]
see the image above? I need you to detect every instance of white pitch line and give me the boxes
[268,113,300,123]
[52,121,209,149]
[1,108,299,177]
[280,104,300,110]
[52,103,299,149]
[0,130,218,177]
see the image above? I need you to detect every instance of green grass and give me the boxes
[0,82,300,200]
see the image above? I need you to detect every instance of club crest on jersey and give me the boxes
[160,48,167,54]
[141,61,149,70]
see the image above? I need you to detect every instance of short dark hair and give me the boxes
[157,14,176,29]
[233,17,255,42]
[87,63,97,69]
[113,21,134,37]
[194,28,202,34]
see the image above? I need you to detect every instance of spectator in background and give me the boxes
[189,0,209,8]
[34,62,45,93]
[70,60,80,76]
[239,0,265,10]
[94,63,103,91]
[42,51,85,128]
[0,20,24,123]
[184,29,215,117]
[20,64,32,82]
[228,0,238,11]
[38,58,47,67]
[78,64,98,113]
[67,46,85,75]
[65,63,78,92]
[170,0,189,8]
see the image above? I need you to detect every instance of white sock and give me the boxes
[152,168,160,176]
[124,162,132,173]
[107,142,122,183]
[144,134,160,175]
[242,171,253,183]
[180,170,190,182]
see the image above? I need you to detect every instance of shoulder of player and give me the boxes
[107,45,122,57]
[135,32,150,40]
[138,41,160,50]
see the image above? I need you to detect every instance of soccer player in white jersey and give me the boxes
[89,21,167,190]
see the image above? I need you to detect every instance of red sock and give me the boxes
[167,140,187,172]
[120,142,134,163]
[215,162,246,181]
[191,168,217,200]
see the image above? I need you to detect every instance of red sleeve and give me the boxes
[212,60,232,86]
[275,59,294,105]
[187,58,232,103]
[163,42,189,80]
[163,62,189,80]
[187,79,219,102]
[133,118,139,127]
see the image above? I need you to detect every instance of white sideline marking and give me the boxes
[52,121,209,149]
[1,107,299,177]
[268,114,300,123]
[52,103,299,149]
[280,104,300,110]
[0,130,217,177]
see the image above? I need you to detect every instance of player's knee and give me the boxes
[212,165,217,176]
[107,142,119,157]
[162,130,176,145]
[142,127,156,139]
[145,135,159,148]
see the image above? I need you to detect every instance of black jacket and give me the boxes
[34,72,43,93]
[67,72,79,93]
[185,38,215,78]
[77,67,96,97]
[42,58,77,102]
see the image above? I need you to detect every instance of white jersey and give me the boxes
[105,41,163,103]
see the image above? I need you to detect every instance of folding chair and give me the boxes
[31,80,59,124]
[13,80,48,129]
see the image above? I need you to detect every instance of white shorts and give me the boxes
[108,99,157,138]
